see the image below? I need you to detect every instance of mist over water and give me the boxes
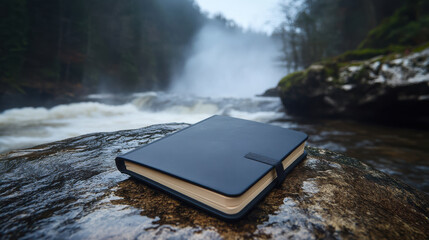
[0,11,428,195]
[0,22,290,153]
[169,23,286,97]
[0,92,284,153]
[1,91,427,193]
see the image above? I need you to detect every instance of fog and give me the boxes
[169,23,286,97]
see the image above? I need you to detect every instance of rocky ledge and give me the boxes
[278,47,429,125]
[0,124,428,239]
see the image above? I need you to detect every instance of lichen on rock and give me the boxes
[278,47,429,124]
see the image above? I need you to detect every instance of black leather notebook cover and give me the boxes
[115,115,308,220]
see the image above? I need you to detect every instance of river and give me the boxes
[0,91,428,193]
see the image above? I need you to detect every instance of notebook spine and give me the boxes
[115,157,126,172]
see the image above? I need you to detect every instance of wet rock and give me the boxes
[0,124,428,239]
[259,87,279,97]
[278,48,429,125]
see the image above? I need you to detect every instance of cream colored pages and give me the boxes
[124,142,305,215]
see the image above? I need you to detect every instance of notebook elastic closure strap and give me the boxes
[244,152,286,187]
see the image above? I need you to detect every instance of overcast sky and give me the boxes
[194,0,285,34]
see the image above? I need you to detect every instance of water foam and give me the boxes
[0,92,285,153]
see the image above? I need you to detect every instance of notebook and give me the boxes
[115,115,308,220]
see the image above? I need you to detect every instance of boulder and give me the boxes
[0,124,428,239]
[278,48,429,125]
[259,87,279,97]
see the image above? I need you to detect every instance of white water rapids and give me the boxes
[0,92,288,153]
[1,91,428,193]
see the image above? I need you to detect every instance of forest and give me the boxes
[1,0,429,107]
[1,0,205,106]
[276,0,429,70]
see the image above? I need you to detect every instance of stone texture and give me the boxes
[259,87,279,97]
[0,124,428,239]
[278,48,429,125]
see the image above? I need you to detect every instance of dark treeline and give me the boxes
[276,0,429,70]
[3,0,428,106]
[1,0,205,100]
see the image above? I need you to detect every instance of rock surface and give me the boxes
[278,47,429,124]
[259,87,279,97]
[0,124,428,239]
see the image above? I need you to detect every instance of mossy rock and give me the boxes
[277,47,429,123]
[278,71,306,92]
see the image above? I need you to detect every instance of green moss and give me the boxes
[329,42,429,64]
[324,63,338,77]
[324,67,335,78]
[277,15,429,91]
[412,42,429,53]
[337,62,364,68]
[352,67,371,84]
[336,48,394,62]
[278,71,306,92]
[358,0,429,49]
[319,62,345,85]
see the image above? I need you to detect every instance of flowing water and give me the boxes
[0,91,428,193]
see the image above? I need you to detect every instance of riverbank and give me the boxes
[0,92,428,193]
[0,80,88,111]
[277,46,429,126]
